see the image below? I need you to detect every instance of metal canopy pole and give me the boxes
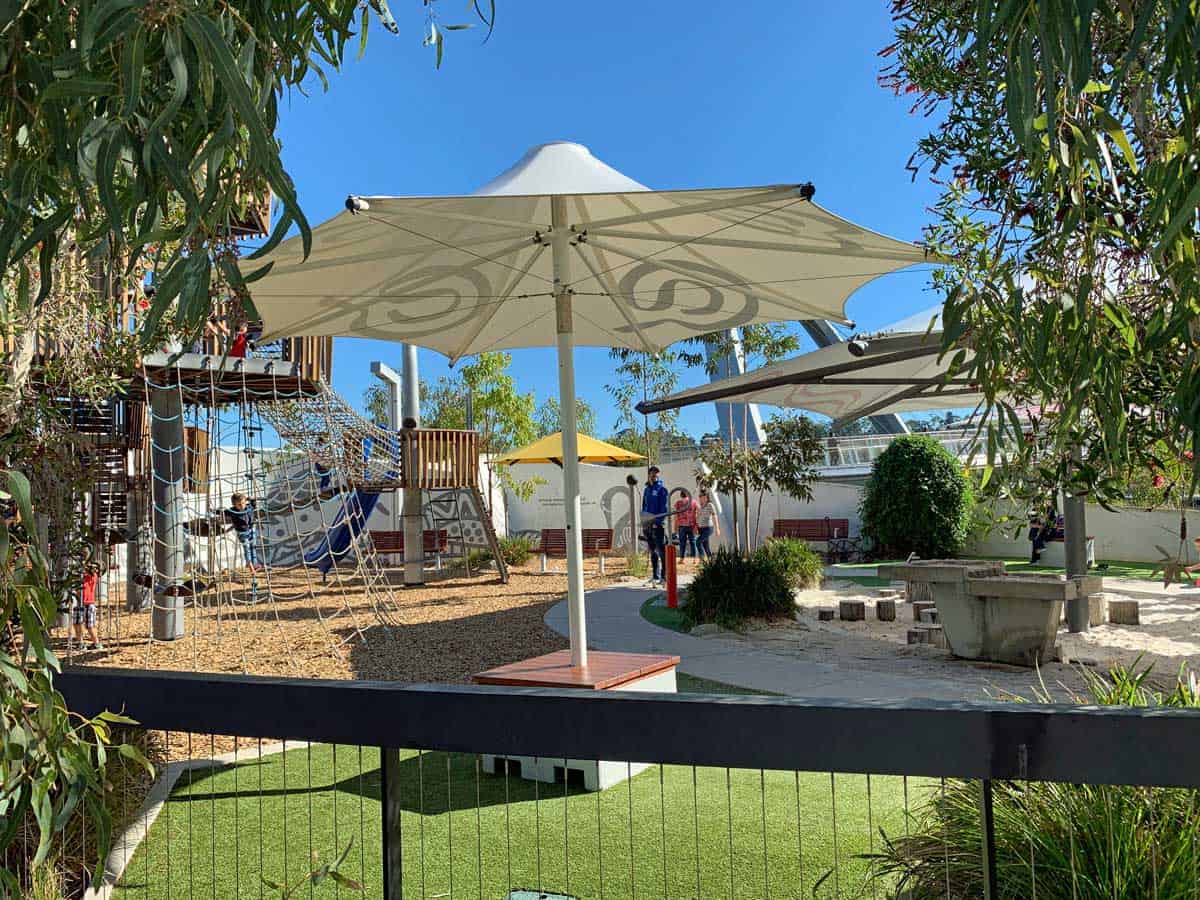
[1065,448,1090,632]
[370,361,403,536]
[400,345,423,586]
[552,196,588,667]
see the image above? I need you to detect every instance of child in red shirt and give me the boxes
[73,562,103,650]
[674,489,700,561]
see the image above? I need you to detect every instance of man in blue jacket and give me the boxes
[641,466,669,586]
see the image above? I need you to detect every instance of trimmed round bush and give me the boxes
[682,547,794,628]
[860,434,974,559]
[754,538,822,589]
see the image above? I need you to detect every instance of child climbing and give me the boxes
[224,493,260,571]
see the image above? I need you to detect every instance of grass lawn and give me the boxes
[639,594,689,634]
[113,670,918,899]
[114,742,921,900]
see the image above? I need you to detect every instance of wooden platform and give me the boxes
[472,650,680,691]
[126,352,324,402]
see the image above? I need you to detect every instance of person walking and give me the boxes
[674,488,699,563]
[696,488,720,559]
[641,466,669,586]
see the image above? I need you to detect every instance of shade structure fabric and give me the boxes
[244,142,930,668]
[494,432,644,467]
[637,307,985,424]
[247,147,927,361]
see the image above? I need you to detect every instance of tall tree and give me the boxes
[887,2,1200,524]
[534,397,598,439]
[0,2,492,888]
[423,353,542,504]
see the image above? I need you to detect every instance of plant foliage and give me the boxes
[755,538,822,589]
[869,663,1200,898]
[886,2,1200,514]
[682,547,794,628]
[860,435,974,558]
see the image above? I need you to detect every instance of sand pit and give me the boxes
[715,577,1200,694]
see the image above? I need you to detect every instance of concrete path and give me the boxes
[545,583,1060,702]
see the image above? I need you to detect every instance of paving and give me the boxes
[545,582,1084,702]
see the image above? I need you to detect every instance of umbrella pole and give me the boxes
[552,196,588,667]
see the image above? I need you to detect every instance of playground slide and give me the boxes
[303,488,382,576]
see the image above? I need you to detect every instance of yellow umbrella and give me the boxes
[495,432,644,468]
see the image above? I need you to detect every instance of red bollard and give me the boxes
[666,543,678,608]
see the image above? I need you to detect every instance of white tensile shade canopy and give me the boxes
[636,307,983,425]
[246,142,928,667]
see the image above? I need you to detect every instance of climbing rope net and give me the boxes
[78,362,419,677]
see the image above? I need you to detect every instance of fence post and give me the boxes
[381,746,403,900]
[979,779,998,900]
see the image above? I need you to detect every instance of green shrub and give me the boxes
[497,534,536,567]
[754,538,822,589]
[626,552,649,578]
[869,664,1200,898]
[682,547,794,628]
[860,434,974,558]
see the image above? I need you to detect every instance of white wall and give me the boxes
[970,501,1200,564]
[502,455,866,550]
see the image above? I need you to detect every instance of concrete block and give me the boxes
[817,607,835,622]
[1109,599,1140,626]
[906,629,923,645]
[1087,592,1107,627]
[912,601,936,622]
[876,599,897,622]
[917,624,948,649]
[839,600,866,621]
[919,608,939,624]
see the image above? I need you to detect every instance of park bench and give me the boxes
[370,529,450,568]
[772,517,851,560]
[537,528,614,573]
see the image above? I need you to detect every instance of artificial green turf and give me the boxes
[675,672,777,696]
[639,594,689,634]
[114,741,921,899]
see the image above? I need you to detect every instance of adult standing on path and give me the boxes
[696,488,720,559]
[641,466,669,587]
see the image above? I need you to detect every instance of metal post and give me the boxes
[979,779,998,900]
[149,382,185,640]
[401,348,424,587]
[380,746,403,900]
[1064,450,1090,633]
[551,195,588,667]
[371,361,404,537]
[626,476,638,563]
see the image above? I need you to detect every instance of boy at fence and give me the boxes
[73,561,103,650]
[225,493,261,571]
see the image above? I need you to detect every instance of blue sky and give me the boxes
[270,2,944,436]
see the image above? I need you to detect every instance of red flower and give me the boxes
[1185,451,1194,461]
[1153,474,1166,488]
[137,298,150,311]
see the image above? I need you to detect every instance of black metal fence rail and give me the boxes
[59,666,1200,788]
[55,667,1200,900]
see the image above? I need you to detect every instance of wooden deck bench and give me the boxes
[772,518,850,543]
[370,529,450,568]
[537,528,615,573]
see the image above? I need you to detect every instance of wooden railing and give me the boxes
[402,428,479,490]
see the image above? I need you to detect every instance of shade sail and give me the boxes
[494,432,644,467]
[637,307,985,424]
[247,144,927,361]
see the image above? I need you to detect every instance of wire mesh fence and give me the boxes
[56,668,1200,900]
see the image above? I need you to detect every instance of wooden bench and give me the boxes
[772,518,850,542]
[538,528,615,573]
[370,529,450,567]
